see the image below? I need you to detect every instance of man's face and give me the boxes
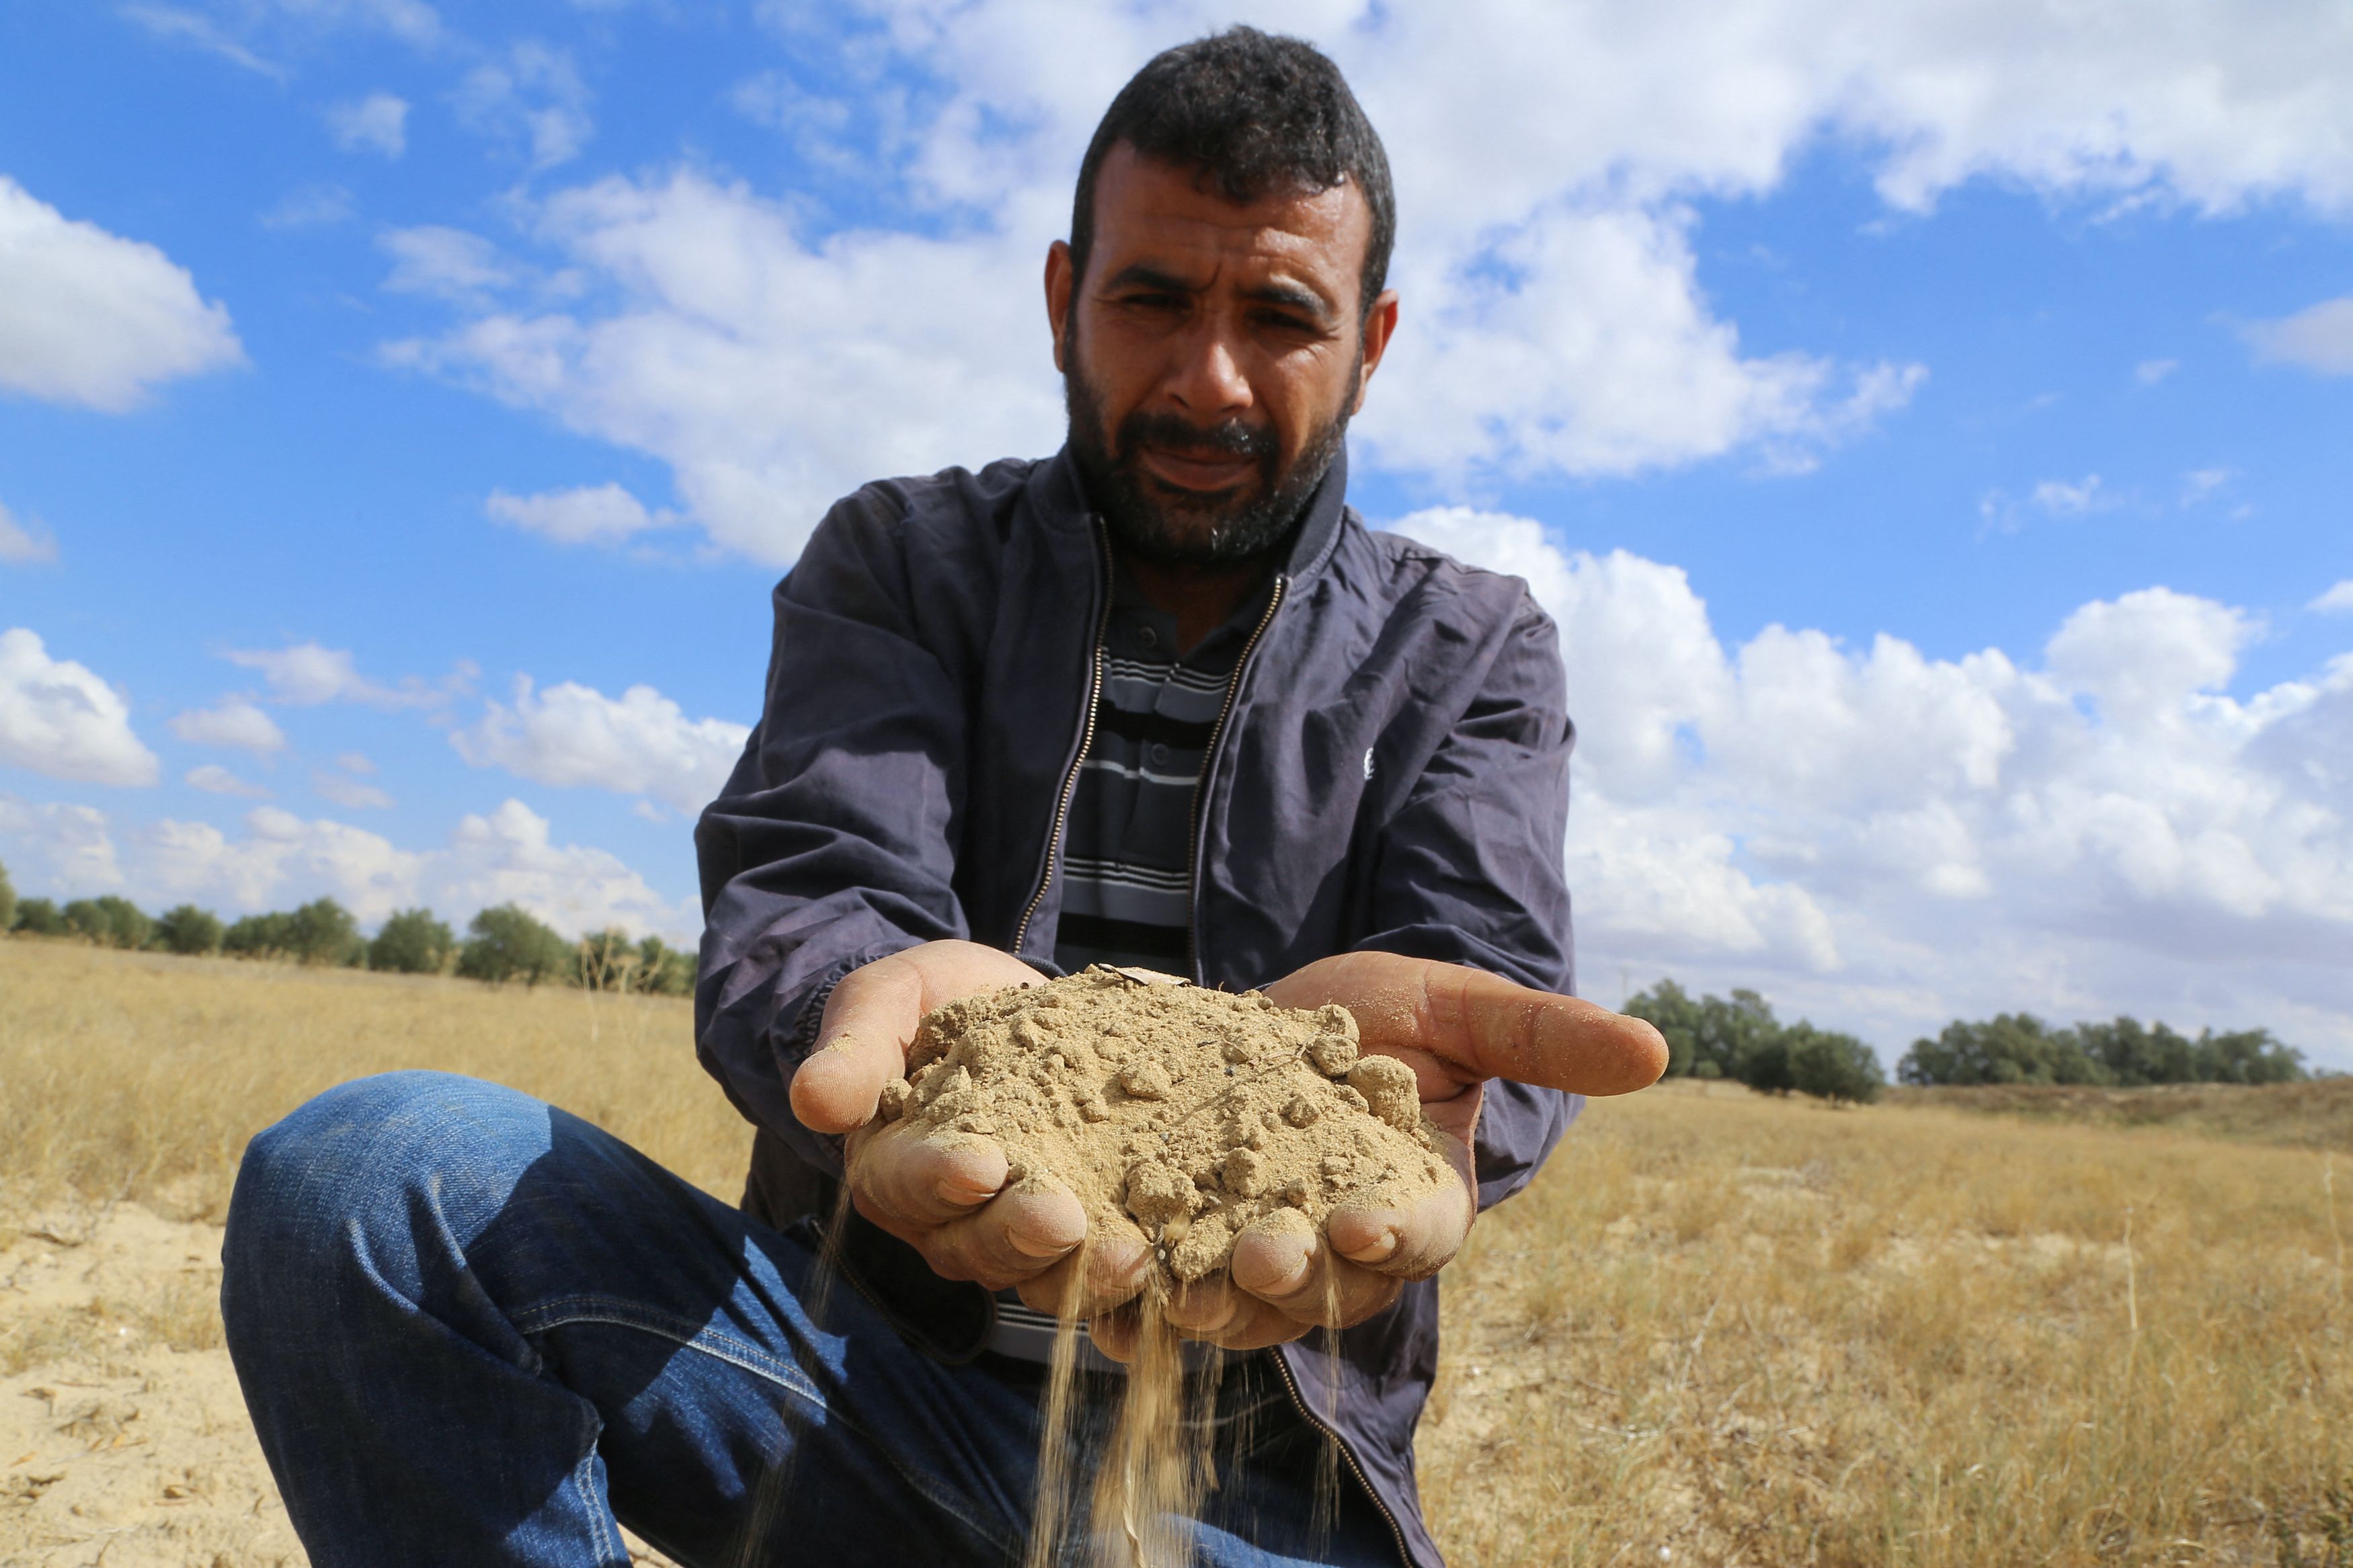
[1047,143,1398,567]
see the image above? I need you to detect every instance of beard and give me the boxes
[1064,340,1357,569]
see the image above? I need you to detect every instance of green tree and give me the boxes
[63,895,153,950]
[1897,1014,2111,1087]
[279,898,364,966]
[2193,1026,2305,1085]
[223,911,294,958]
[0,857,15,935]
[577,927,642,992]
[636,935,696,997]
[457,903,571,985]
[1625,981,1783,1082]
[369,908,454,975]
[13,897,66,936]
[155,904,224,955]
[1784,1024,1886,1104]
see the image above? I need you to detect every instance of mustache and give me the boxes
[1117,410,1277,464]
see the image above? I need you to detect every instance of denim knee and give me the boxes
[223,1071,539,1314]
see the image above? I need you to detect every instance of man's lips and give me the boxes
[1138,444,1259,493]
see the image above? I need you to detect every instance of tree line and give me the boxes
[1626,977,2308,1103]
[0,857,694,995]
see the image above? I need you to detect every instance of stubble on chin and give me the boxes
[1062,362,1352,570]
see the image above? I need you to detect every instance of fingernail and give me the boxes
[1010,1230,1072,1260]
[1340,1230,1399,1264]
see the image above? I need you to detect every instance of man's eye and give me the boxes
[1121,292,1185,313]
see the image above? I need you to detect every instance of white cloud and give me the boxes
[0,794,124,893]
[2243,295,2353,376]
[186,763,268,798]
[2180,467,2232,507]
[2030,474,2112,516]
[9,796,690,937]
[0,175,243,412]
[381,226,514,300]
[1384,507,2353,1067]
[2311,581,2353,615]
[168,696,286,755]
[383,171,1061,564]
[221,641,463,709]
[485,483,674,546]
[2135,358,2180,386]
[258,183,354,231]
[313,770,393,810]
[336,750,377,774]
[382,0,2353,562]
[452,675,748,814]
[455,42,592,171]
[0,500,57,565]
[0,628,160,787]
[432,798,688,937]
[328,91,409,159]
[124,0,438,65]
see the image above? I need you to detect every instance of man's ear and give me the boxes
[1350,288,1400,416]
[1045,240,1075,374]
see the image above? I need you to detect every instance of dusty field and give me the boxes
[4,939,2348,1566]
[1888,1079,2353,1155]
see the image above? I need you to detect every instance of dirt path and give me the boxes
[1,1205,675,1567]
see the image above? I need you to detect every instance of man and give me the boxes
[221,28,1665,1568]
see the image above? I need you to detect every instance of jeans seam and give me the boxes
[516,1296,1022,1558]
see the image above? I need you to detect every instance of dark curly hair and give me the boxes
[1069,26,1395,322]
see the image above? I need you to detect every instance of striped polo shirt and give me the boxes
[1051,565,1276,978]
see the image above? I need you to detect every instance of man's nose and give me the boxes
[1164,319,1252,418]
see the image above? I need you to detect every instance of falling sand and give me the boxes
[875,966,1453,1566]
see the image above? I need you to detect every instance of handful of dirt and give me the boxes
[874,965,1453,1280]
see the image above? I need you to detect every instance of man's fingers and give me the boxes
[851,1124,1008,1231]
[1266,951,1668,1097]
[1229,1216,1402,1327]
[920,1180,1089,1288]
[1015,1237,1153,1321]
[790,953,928,1134]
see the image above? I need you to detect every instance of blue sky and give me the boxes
[3,1,2350,1067]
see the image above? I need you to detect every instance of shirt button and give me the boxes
[1149,743,1170,768]
[1138,626,1158,649]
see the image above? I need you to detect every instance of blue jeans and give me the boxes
[220,1072,1403,1567]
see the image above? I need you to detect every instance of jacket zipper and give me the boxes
[1185,575,1287,983]
[1267,1344,1414,1566]
[1011,519,1113,959]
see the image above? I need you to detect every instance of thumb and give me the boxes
[789,954,926,1134]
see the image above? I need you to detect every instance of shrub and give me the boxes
[1784,1024,1885,1104]
[282,899,365,966]
[223,911,294,958]
[1899,1014,2306,1087]
[369,908,454,975]
[155,904,225,956]
[457,903,571,986]
[636,935,697,997]
[576,927,641,992]
[63,895,153,950]
[1626,979,1886,1104]
[12,897,67,936]
[0,857,14,934]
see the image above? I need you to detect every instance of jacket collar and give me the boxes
[1033,443,1352,584]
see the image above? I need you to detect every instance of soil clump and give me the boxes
[879,966,1452,1280]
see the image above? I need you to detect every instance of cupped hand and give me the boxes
[1090,952,1667,1362]
[791,940,1149,1316]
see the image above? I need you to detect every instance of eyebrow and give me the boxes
[1102,262,1338,323]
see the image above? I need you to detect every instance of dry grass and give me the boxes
[4,940,2348,1565]
[1889,1079,2353,1155]
[0,936,750,1226]
[1421,1078,2353,1566]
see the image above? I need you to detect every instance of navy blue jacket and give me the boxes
[694,448,1579,1567]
